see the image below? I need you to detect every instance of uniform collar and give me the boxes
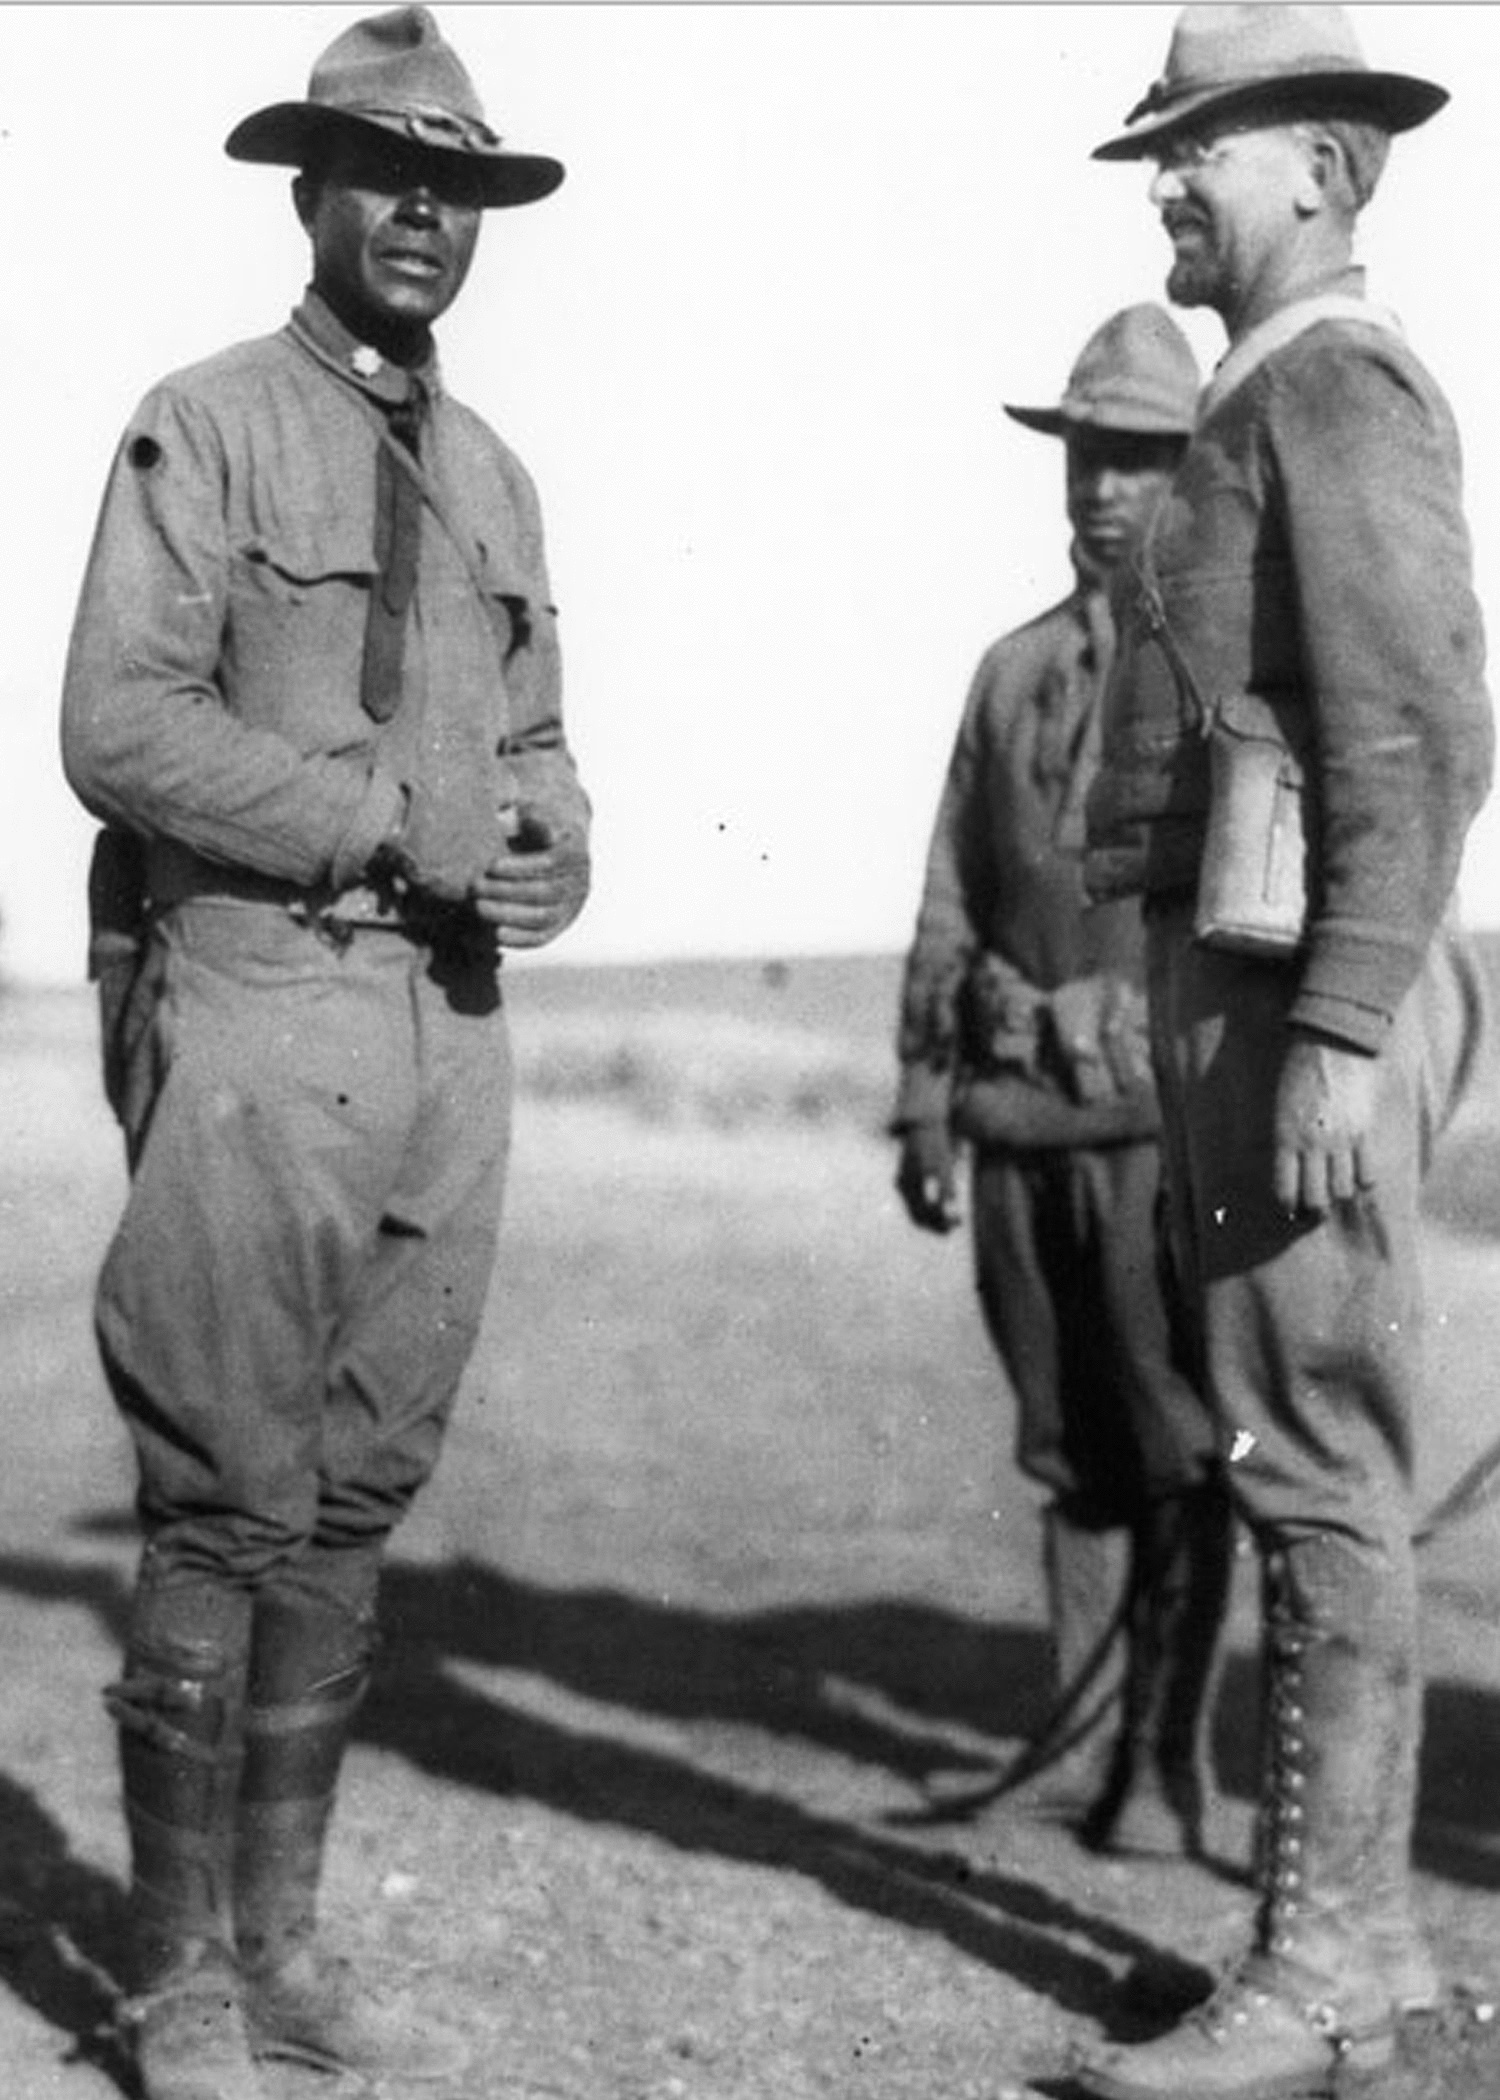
[286,289,441,408]
[1200,268,1403,424]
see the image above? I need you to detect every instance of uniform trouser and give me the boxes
[95,899,513,1595]
[1143,904,1484,1970]
[971,1140,1216,1524]
[1142,905,1483,1551]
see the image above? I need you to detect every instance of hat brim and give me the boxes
[1091,68,1448,162]
[1002,404,1195,439]
[1003,406,1069,436]
[225,103,565,208]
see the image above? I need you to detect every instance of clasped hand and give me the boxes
[379,788,590,949]
[471,804,591,950]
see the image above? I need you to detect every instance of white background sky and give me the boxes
[4,4,1500,983]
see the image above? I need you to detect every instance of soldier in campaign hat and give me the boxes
[894,307,1234,1859]
[62,12,588,2098]
[1075,10,1492,2098]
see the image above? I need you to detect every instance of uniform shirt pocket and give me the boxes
[224,518,381,736]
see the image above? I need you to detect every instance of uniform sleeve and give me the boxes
[892,653,1000,1126]
[492,442,591,847]
[60,385,402,888]
[1270,342,1494,1050]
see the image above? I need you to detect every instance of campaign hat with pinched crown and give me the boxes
[1092,4,1447,163]
[1004,305,1200,439]
[225,6,564,208]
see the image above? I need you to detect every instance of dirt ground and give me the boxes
[3,982,1500,2100]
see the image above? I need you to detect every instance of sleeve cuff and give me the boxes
[891,1063,954,1130]
[1292,922,1428,1053]
[1287,994,1388,1055]
[328,770,406,892]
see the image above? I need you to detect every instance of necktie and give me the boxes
[360,379,426,723]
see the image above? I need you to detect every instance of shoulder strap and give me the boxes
[283,331,516,732]
[1125,555,1213,734]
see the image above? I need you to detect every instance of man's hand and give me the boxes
[373,782,502,906]
[471,804,591,950]
[1273,1033,1380,1215]
[896,1123,963,1234]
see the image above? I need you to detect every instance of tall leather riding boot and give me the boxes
[1083,1478,1234,1859]
[108,1563,263,2100]
[1077,1531,1417,2100]
[1005,1506,1130,1816]
[235,1579,469,2081]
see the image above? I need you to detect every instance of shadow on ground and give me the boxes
[370,1559,1500,1888]
[0,1551,134,2089]
[2,1540,1499,2077]
[370,1560,1209,2031]
[0,1769,131,2092]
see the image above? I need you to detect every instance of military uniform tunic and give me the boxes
[61,292,588,1586]
[1086,278,1492,1555]
[896,573,1214,1518]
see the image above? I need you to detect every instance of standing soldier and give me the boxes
[60,12,589,2099]
[893,308,1234,1859]
[1077,9,1491,2098]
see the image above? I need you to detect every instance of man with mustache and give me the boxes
[1076,9,1491,2098]
[61,12,588,2098]
[894,309,1233,1860]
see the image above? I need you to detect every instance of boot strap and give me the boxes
[244,1668,367,1741]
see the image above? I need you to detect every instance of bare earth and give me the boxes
[2,977,1500,2100]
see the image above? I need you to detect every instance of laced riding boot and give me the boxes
[1077,1532,1415,2100]
[234,1579,469,2081]
[108,1565,263,2100]
[1082,1477,1234,1859]
[1233,1579,1436,2012]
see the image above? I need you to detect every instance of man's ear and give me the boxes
[292,172,317,234]
[1292,129,1338,218]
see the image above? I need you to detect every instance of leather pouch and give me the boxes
[1194,692,1308,958]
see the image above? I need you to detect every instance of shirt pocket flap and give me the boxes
[239,521,378,588]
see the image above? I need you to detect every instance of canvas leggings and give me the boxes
[96,898,513,1602]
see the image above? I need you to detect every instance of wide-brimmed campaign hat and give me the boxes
[1004,306,1199,439]
[225,5,564,208]
[1092,4,1447,163]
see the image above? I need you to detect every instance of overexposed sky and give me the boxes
[4,4,1500,981]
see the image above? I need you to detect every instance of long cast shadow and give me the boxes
[361,1606,1202,2032]
[0,1774,132,2091]
[0,1552,135,2086]
[47,1528,1500,1894]
[0,1536,1497,2082]
[375,1557,1500,1890]
[382,1555,1059,1785]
